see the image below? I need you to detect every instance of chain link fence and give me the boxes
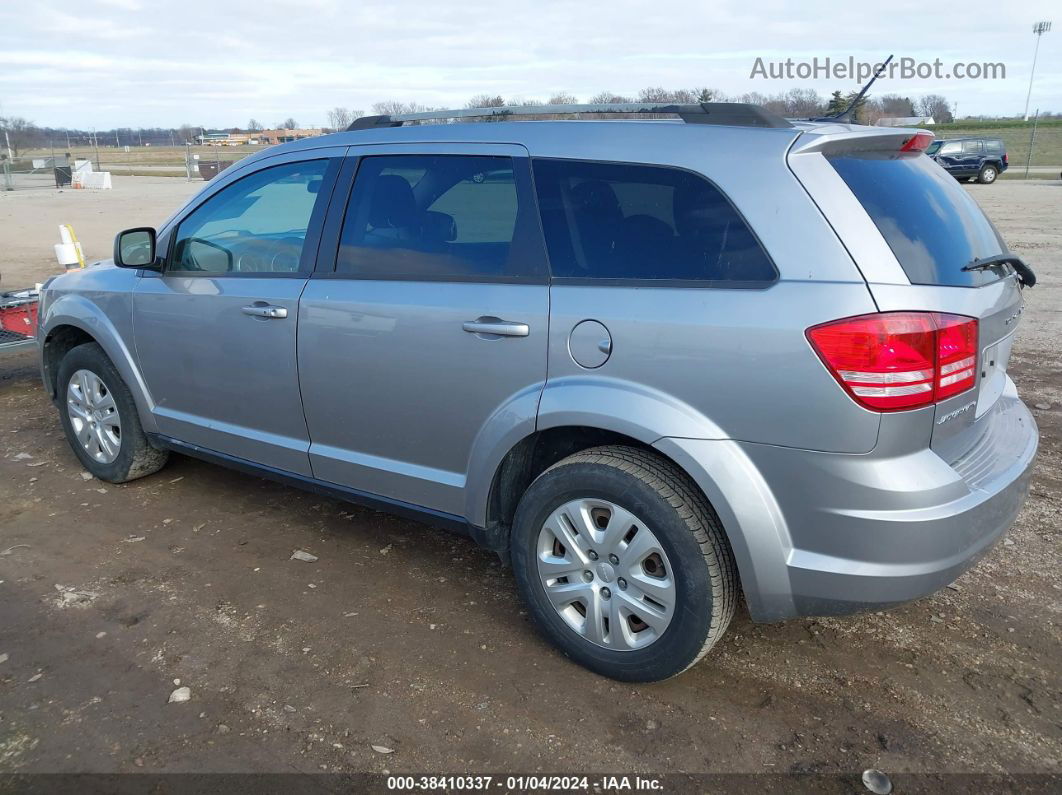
[2,145,260,190]
[1,153,71,190]
[5,124,1061,190]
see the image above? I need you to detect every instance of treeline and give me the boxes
[0,121,206,157]
[344,87,1057,126]
[4,88,1058,156]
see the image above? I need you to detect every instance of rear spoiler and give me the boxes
[789,127,934,157]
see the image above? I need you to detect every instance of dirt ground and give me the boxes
[0,177,201,288]
[0,178,1059,786]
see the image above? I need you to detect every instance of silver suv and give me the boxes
[37,103,1038,681]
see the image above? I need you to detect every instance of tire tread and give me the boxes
[59,343,168,483]
[537,445,738,676]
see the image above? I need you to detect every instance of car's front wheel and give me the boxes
[57,342,168,483]
[511,446,737,681]
[978,164,998,184]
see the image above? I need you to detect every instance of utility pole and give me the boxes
[1023,21,1052,120]
[91,128,101,171]
[1025,110,1040,179]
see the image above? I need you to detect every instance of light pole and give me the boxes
[1023,21,1052,121]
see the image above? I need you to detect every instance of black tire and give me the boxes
[56,342,168,483]
[977,164,998,184]
[511,445,737,681]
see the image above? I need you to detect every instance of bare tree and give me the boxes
[282,117,298,130]
[589,91,633,104]
[548,92,578,105]
[246,118,264,131]
[916,94,953,123]
[371,100,428,116]
[0,116,37,157]
[736,91,770,106]
[466,94,505,109]
[637,87,698,103]
[781,88,824,117]
[326,107,355,131]
[878,94,915,117]
[177,123,197,144]
[862,99,887,125]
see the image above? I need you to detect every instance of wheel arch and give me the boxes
[40,295,157,434]
[471,417,792,622]
[478,425,660,550]
[466,376,729,534]
[42,323,95,398]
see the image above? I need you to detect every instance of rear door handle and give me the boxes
[462,319,529,337]
[241,304,288,319]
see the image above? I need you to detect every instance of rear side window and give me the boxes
[962,140,983,154]
[986,140,1004,154]
[336,154,545,282]
[532,159,776,285]
[829,152,1006,287]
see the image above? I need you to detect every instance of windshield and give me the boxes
[924,141,942,155]
[828,151,1007,287]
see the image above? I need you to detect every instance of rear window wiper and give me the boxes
[961,253,1037,287]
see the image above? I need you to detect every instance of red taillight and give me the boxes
[900,131,935,152]
[935,315,978,400]
[807,312,978,412]
[1003,152,1009,165]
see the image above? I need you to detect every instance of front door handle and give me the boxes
[241,304,288,319]
[462,319,529,337]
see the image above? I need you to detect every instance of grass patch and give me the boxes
[20,144,263,170]
[921,120,1062,166]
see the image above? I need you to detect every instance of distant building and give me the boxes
[256,128,323,145]
[197,129,231,143]
[876,116,935,127]
[195,128,323,146]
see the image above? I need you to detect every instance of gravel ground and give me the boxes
[0,178,1059,786]
[0,176,201,288]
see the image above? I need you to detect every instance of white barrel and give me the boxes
[54,242,81,267]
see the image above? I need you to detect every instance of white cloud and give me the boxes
[0,0,1057,127]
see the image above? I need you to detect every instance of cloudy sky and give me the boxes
[1,0,1059,129]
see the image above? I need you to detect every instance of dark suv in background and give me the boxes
[926,136,1008,184]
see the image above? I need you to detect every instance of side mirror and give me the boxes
[114,227,158,268]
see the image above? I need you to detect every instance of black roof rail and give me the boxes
[346,102,792,131]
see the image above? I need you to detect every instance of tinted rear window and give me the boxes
[336,154,546,282]
[532,159,776,285]
[829,152,1006,287]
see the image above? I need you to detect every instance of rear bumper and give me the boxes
[656,392,1038,621]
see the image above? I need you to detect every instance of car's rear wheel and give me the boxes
[511,445,737,681]
[978,164,998,184]
[57,343,168,483]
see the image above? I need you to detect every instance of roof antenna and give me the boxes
[814,54,894,123]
